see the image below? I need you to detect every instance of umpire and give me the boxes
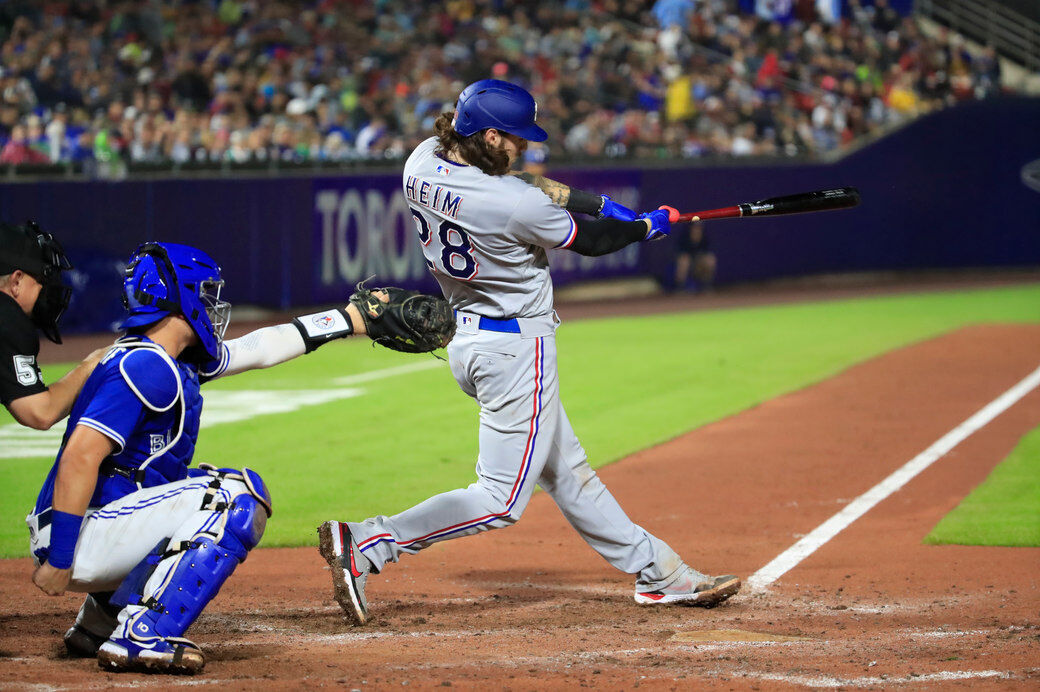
[0,221,102,429]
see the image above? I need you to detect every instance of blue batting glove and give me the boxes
[599,195,638,222]
[638,205,679,241]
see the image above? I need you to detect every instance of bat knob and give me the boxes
[658,205,680,223]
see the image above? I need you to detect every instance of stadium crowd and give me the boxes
[0,0,1006,168]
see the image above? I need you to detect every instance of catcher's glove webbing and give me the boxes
[349,282,456,354]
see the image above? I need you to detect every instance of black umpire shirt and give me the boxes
[0,291,47,406]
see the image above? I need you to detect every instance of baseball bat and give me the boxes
[675,187,860,223]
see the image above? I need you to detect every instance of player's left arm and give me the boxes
[510,187,674,256]
[203,300,374,381]
[510,172,635,221]
[32,425,114,596]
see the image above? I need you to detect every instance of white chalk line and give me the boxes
[742,669,1011,688]
[0,361,445,460]
[331,359,444,386]
[749,363,1040,591]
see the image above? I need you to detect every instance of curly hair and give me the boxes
[433,112,510,177]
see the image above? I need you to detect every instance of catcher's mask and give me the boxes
[120,242,230,361]
[0,220,73,344]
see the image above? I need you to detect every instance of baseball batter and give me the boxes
[319,79,740,625]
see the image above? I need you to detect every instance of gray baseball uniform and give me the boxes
[347,137,703,591]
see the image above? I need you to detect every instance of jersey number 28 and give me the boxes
[411,209,478,280]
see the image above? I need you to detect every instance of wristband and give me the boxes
[292,308,355,353]
[47,510,83,569]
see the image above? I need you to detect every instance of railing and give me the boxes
[0,149,832,183]
[0,156,407,183]
[917,0,1040,71]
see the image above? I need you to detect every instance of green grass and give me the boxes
[2,283,1039,557]
[925,424,1040,547]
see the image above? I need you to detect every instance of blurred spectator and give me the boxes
[522,141,549,176]
[0,0,1012,171]
[0,124,48,164]
[673,220,716,293]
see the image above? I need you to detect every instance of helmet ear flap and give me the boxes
[125,243,181,314]
[120,243,183,334]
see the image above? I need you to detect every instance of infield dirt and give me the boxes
[2,323,1038,690]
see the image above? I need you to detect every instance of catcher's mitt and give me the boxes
[349,282,455,353]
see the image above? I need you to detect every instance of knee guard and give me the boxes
[111,470,271,643]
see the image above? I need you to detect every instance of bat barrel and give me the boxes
[752,187,861,216]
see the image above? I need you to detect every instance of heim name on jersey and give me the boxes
[405,175,463,220]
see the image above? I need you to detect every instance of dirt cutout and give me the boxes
[2,324,1038,690]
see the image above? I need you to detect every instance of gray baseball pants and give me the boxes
[348,312,697,591]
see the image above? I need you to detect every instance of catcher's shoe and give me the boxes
[64,624,108,658]
[635,574,741,607]
[97,635,204,674]
[318,520,371,626]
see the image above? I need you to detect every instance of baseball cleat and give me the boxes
[317,520,370,626]
[97,635,204,674]
[635,574,741,607]
[64,624,109,658]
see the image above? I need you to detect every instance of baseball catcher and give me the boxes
[27,241,451,675]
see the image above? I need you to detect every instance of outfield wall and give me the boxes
[0,98,1036,326]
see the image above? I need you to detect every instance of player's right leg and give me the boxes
[96,468,271,674]
[319,329,560,624]
[31,468,271,674]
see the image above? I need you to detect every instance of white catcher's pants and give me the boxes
[27,476,251,636]
[349,313,696,590]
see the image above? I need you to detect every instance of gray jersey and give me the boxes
[402,137,577,318]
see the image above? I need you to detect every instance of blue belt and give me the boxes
[455,311,521,333]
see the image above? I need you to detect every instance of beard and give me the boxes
[496,137,528,167]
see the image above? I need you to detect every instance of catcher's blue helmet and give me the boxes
[452,79,547,142]
[120,242,230,360]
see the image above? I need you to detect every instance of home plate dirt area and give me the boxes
[2,324,1038,690]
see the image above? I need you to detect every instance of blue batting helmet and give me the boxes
[452,79,548,142]
[120,242,230,361]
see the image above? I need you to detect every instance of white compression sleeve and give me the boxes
[216,324,307,379]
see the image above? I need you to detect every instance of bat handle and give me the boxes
[676,206,742,223]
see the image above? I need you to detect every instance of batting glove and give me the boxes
[598,195,638,222]
[639,205,679,241]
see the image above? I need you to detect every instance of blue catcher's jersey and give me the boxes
[33,336,218,513]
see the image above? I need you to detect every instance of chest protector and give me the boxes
[102,341,203,490]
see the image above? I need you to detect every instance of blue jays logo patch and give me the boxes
[312,314,335,330]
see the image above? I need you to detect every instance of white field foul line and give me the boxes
[748,363,1040,591]
[331,360,444,386]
